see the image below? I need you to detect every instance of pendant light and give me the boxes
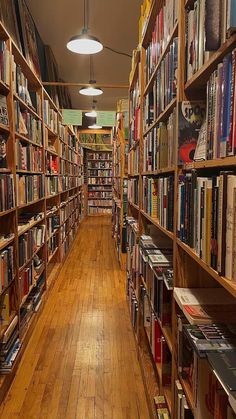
[88,123,102,129]
[79,57,103,96]
[67,0,103,55]
[85,100,98,117]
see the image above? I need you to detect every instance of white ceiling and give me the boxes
[26,0,142,111]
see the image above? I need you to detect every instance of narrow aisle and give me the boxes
[0,216,149,419]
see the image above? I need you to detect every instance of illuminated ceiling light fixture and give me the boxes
[85,100,98,117]
[88,123,102,129]
[67,0,103,55]
[79,57,103,96]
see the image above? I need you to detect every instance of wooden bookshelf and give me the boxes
[0,21,84,403]
[125,0,236,418]
[112,100,129,270]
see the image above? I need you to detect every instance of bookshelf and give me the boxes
[84,147,113,216]
[112,99,129,270]
[126,0,236,418]
[0,21,84,402]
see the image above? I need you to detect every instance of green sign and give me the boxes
[96,111,116,127]
[62,109,82,126]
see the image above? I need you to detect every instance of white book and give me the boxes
[225,176,236,279]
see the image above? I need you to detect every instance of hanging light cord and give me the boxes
[104,46,132,58]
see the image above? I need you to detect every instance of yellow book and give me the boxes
[1,293,10,328]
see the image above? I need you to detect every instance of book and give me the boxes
[0,133,7,168]
[0,95,8,126]
[174,288,236,324]
[178,101,206,164]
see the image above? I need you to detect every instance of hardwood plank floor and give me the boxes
[0,216,150,419]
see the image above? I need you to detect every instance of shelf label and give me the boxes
[96,111,116,127]
[62,109,82,126]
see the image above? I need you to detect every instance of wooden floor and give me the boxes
[0,216,150,419]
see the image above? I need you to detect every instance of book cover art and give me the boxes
[0,133,7,168]
[178,101,206,164]
[0,95,8,126]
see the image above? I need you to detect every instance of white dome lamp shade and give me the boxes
[67,30,103,55]
[79,80,103,96]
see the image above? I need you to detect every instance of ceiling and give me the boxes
[26,0,142,111]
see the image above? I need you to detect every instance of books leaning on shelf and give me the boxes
[0,314,21,374]
[18,225,45,268]
[43,99,58,134]
[14,102,42,145]
[143,109,176,172]
[0,245,14,292]
[16,174,44,205]
[186,0,236,81]
[12,59,41,115]
[128,178,139,206]
[129,78,141,147]
[177,172,236,280]
[0,41,10,86]
[0,174,15,212]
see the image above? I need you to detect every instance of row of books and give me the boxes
[16,141,43,172]
[88,200,112,207]
[15,102,42,145]
[46,154,58,175]
[68,134,76,151]
[201,50,236,160]
[12,60,41,116]
[88,178,112,185]
[143,38,178,130]
[127,279,139,332]
[186,0,236,81]
[145,0,178,83]
[88,169,112,177]
[87,152,112,160]
[88,191,112,199]
[128,178,139,206]
[0,174,15,212]
[142,175,174,232]
[0,95,8,126]
[0,246,14,292]
[43,100,58,134]
[18,225,45,268]
[87,161,112,169]
[143,109,176,172]
[178,172,236,280]
[0,41,10,86]
[175,287,236,418]
[0,313,21,374]
[47,215,60,237]
[20,271,45,335]
[88,185,112,192]
[128,146,139,175]
[16,174,44,205]
[130,78,141,146]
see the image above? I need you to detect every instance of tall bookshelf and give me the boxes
[112,99,129,270]
[0,21,84,402]
[127,1,236,418]
[85,149,112,216]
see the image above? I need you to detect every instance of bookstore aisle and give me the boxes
[0,216,149,419]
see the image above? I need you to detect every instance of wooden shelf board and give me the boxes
[14,94,42,121]
[0,124,10,133]
[140,210,174,240]
[0,235,15,252]
[15,132,43,148]
[129,140,140,152]
[18,217,44,237]
[16,170,43,175]
[185,34,236,91]
[48,247,59,263]
[142,167,175,176]
[177,239,236,298]
[0,80,10,94]
[183,156,236,170]
[163,386,172,413]
[128,201,139,211]
[18,198,44,209]
[0,312,17,341]
[143,98,177,137]
[0,208,16,217]
[129,58,140,90]
[179,378,194,413]
[144,21,178,95]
